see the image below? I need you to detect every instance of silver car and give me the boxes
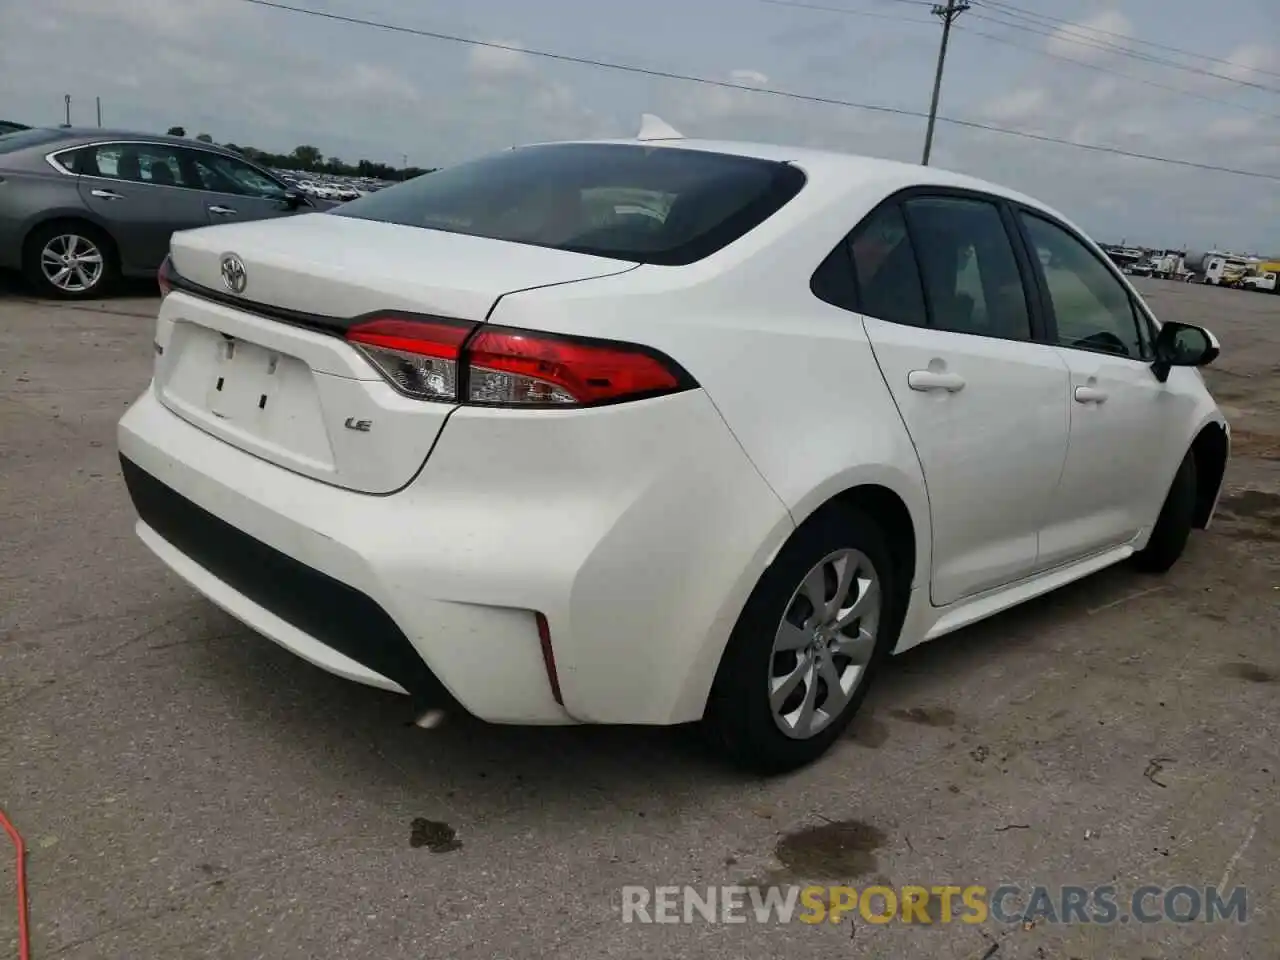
[0,127,329,299]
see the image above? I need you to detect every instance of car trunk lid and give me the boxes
[154,214,637,494]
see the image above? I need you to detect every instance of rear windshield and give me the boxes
[0,128,66,154]
[330,143,806,265]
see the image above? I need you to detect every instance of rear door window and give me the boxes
[330,143,805,265]
[64,142,196,188]
[903,196,1032,341]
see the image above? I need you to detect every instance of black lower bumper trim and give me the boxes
[119,455,450,707]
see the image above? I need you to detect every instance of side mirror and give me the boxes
[283,191,307,210]
[1151,321,1219,383]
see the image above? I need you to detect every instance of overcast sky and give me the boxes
[2,0,1277,252]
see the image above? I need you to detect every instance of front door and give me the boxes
[853,194,1072,606]
[1015,211,1186,568]
[185,150,303,226]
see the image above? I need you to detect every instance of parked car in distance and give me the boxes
[117,125,1229,773]
[0,127,334,299]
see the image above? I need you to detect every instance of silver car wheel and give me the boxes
[40,234,104,293]
[769,547,881,740]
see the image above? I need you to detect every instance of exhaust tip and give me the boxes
[413,707,447,730]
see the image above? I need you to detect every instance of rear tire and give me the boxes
[702,504,900,775]
[22,221,117,300]
[1132,453,1196,574]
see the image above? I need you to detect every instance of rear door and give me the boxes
[855,192,1072,606]
[69,141,208,271]
[1014,210,1186,568]
[185,149,303,225]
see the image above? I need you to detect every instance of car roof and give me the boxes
[524,135,1073,229]
[22,126,239,152]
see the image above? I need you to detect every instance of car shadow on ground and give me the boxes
[0,269,158,302]
[175,553,1154,812]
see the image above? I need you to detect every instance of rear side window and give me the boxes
[903,196,1031,340]
[847,204,928,327]
[330,143,806,265]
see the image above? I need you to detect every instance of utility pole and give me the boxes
[96,96,102,127]
[63,94,71,127]
[921,0,969,166]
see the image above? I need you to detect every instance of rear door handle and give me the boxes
[208,205,238,216]
[907,370,966,393]
[1074,386,1108,404]
[90,188,124,200]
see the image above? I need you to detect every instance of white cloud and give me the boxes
[728,69,770,87]
[468,43,539,83]
[1045,9,1133,62]
[981,87,1049,122]
[1217,43,1279,84]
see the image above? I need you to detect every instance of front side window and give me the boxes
[1021,213,1145,359]
[191,152,289,200]
[904,196,1031,340]
[330,143,805,265]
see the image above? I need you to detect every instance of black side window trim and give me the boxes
[810,185,1047,343]
[1012,206,1151,362]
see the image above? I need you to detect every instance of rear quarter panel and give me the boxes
[489,163,935,595]
[0,167,95,270]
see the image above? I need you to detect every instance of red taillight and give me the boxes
[346,315,694,407]
[466,326,684,406]
[157,255,173,298]
[346,316,477,402]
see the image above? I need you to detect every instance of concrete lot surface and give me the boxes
[1,276,1277,959]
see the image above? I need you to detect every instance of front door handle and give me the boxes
[90,188,124,200]
[208,205,238,216]
[1074,386,1109,404]
[907,370,966,393]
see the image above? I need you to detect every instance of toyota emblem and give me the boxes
[220,254,247,294]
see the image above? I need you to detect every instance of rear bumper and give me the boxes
[117,385,792,725]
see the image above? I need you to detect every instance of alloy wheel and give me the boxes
[769,547,881,739]
[40,234,104,294]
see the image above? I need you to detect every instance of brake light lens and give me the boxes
[157,255,173,298]
[467,327,684,406]
[346,317,476,402]
[346,316,694,407]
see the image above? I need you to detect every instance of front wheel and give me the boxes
[22,222,117,300]
[702,504,900,774]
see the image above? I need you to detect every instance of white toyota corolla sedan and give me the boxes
[117,122,1229,772]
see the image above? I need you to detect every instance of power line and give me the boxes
[229,0,1280,182]
[964,8,1280,94]
[973,0,1280,80]
[959,25,1280,120]
[757,0,934,24]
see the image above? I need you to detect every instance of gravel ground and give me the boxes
[1,274,1276,959]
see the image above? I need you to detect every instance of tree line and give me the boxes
[165,127,435,181]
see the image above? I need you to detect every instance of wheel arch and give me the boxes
[22,213,121,268]
[681,474,928,723]
[1189,420,1229,529]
